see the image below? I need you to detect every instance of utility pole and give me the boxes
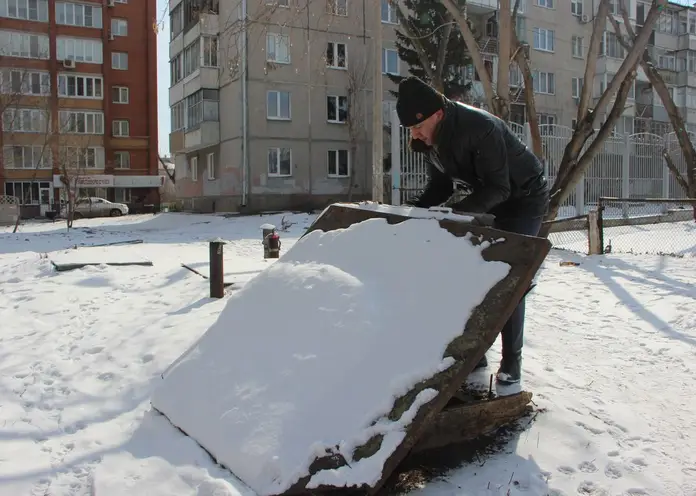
[371,0,384,202]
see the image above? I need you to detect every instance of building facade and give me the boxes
[169,0,696,213]
[0,0,160,218]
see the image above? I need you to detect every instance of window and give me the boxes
[0,69,50,95]
[267,90,291,119]
[536,0,553,8]
[171,100,185,130]
[114,188,131,203]
[111,51,128,70]
[326,42,347,69]
[268,147,292,176]
[56,2,101,28]
[266,33,290,63]
[202,36,218,67]
[171,53,183,84]
[381,0,397,23]
[190,156,198,181]
[2,145,51,169]
[56,36,102,63]
[571,0,583,16]
[112,120,129,137]
[111,18,127,36]
[206,153,215,180]
[382,48,399,75]
[112,86,128,104]
[571,77,583,98]
[327,150,349,177]
[5,181,52,204]
[327,0,347,16]
[1,0,49,22]
[265,0,289,6]
[533,28,554,52]
[0,31,50,59]
[327,95,347,123]
[538,114,556,135]
[571,36,583,58]
[599,32,625,59]
[657,9,679,35]
[58,110,104,134]
[170,3,183,40]
[185,89,219,129]
[58,74,103,98]
[532,70,555,94]
[114,151,130,169]
[2,108,48,132]
[60,146,105,169]
[183,38,200,76]
[382,100,396,123]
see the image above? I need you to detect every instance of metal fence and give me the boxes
[388,112,693,219]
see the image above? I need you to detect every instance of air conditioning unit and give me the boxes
[108,31,115,41]
[581,14,590,23]
[62,59,76,69]
[107,0,115,6]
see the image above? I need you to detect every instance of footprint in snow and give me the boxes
[558,465,576,475]
[577,480,609,495]
[578,461,598,473]
[604,462,623,479]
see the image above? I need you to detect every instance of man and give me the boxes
[396,76,549,385]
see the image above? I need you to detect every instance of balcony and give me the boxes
[467,0,525,15]
[678,33,696,52]
[184,121,220,152]
[676,71,696,87]
[170,67,220,106]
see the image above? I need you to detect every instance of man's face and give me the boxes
[408,109,443,146]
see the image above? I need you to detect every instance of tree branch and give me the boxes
[577,0,610,122]
[388,0,436,84]
[496,0,511,120]
[434,11,454,93]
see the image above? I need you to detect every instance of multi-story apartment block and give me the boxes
[169,0,404,212]
[170,0,696,213]
[0,0,159,218]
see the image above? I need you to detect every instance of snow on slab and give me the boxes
[335,202,477,222]
[50,245,152,266]
[152,217,511,495]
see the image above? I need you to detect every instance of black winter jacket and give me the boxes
[407,100,549,219]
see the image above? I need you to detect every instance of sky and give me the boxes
[156,0,170,157]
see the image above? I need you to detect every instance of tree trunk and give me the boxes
[495,0,511,122]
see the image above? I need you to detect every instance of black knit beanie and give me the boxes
[396,77,445,127]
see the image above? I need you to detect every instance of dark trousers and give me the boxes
[491,215,544,360]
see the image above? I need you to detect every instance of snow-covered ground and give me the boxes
[1,213,695,496]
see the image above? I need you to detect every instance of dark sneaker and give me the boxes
[496,356,521,384]
[474,354,488,370]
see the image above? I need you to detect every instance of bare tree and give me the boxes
[346,56,370,201]
[608,4,695,207]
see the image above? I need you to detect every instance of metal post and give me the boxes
[209,240,225,299]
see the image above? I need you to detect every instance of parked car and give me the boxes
[60,197,129,219]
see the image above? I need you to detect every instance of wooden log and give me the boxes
[588,209,602,255]
[411,391,533,454]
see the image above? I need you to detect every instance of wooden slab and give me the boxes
[279,203,551,495]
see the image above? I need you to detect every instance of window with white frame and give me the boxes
[636,0,650,26]
[111,18,127,36]
[114,151,130,169]
[268,147,291,176]
[186,89,219,129]
[189,156,198,181]
[111,51,128,70]
[56,36,102,63]
[1,0,49,22]
[58,74,103,98]
[59,110,104,134]
[657,51,676,71]
[56,2,102,28]
[60,146,105,169]
[0,31,50,59]
[382,48,399,75]
[533,28,554,52]
[170,53,183,84]
[509,65,523,87]
[2,108,49,132]
[327,95,348,123]
[532,70,555,94]
[570,0,583,16]
[114,0,127,3]
[267,90,291,120]
[600,32,625,58]
[536,0,553,8]
[265,0,290,6]
[112,86,128,104]
[571,77,583,98]
[327,149,349,177]
[206,152,215,180]
[2,145,51,169]
[0,69,50,95]
[112,119,129,137]
[657,9,679,35]
[170,3,183,40]
[202,36,218,67]
[4,180,52,204]
[381,0,397,23]
[266,33,290,63]
[183,38,200,76]
[326,42,347,69]
[327,0,347,16]
[571,36,583,58]
[171,100,185,130]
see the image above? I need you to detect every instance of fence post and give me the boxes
[622,133,631,217]
[390,109,401,206]
[662,146,670,213]
[209,239,225,299]
[588,209,602,255]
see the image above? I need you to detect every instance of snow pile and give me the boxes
[151,216,510,495]
[334,202,477,222]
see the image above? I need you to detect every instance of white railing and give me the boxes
[389,115,693,217]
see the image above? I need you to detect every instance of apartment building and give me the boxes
[169,0,404,212]
[466,0,696,137]
[0,0,159,218]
